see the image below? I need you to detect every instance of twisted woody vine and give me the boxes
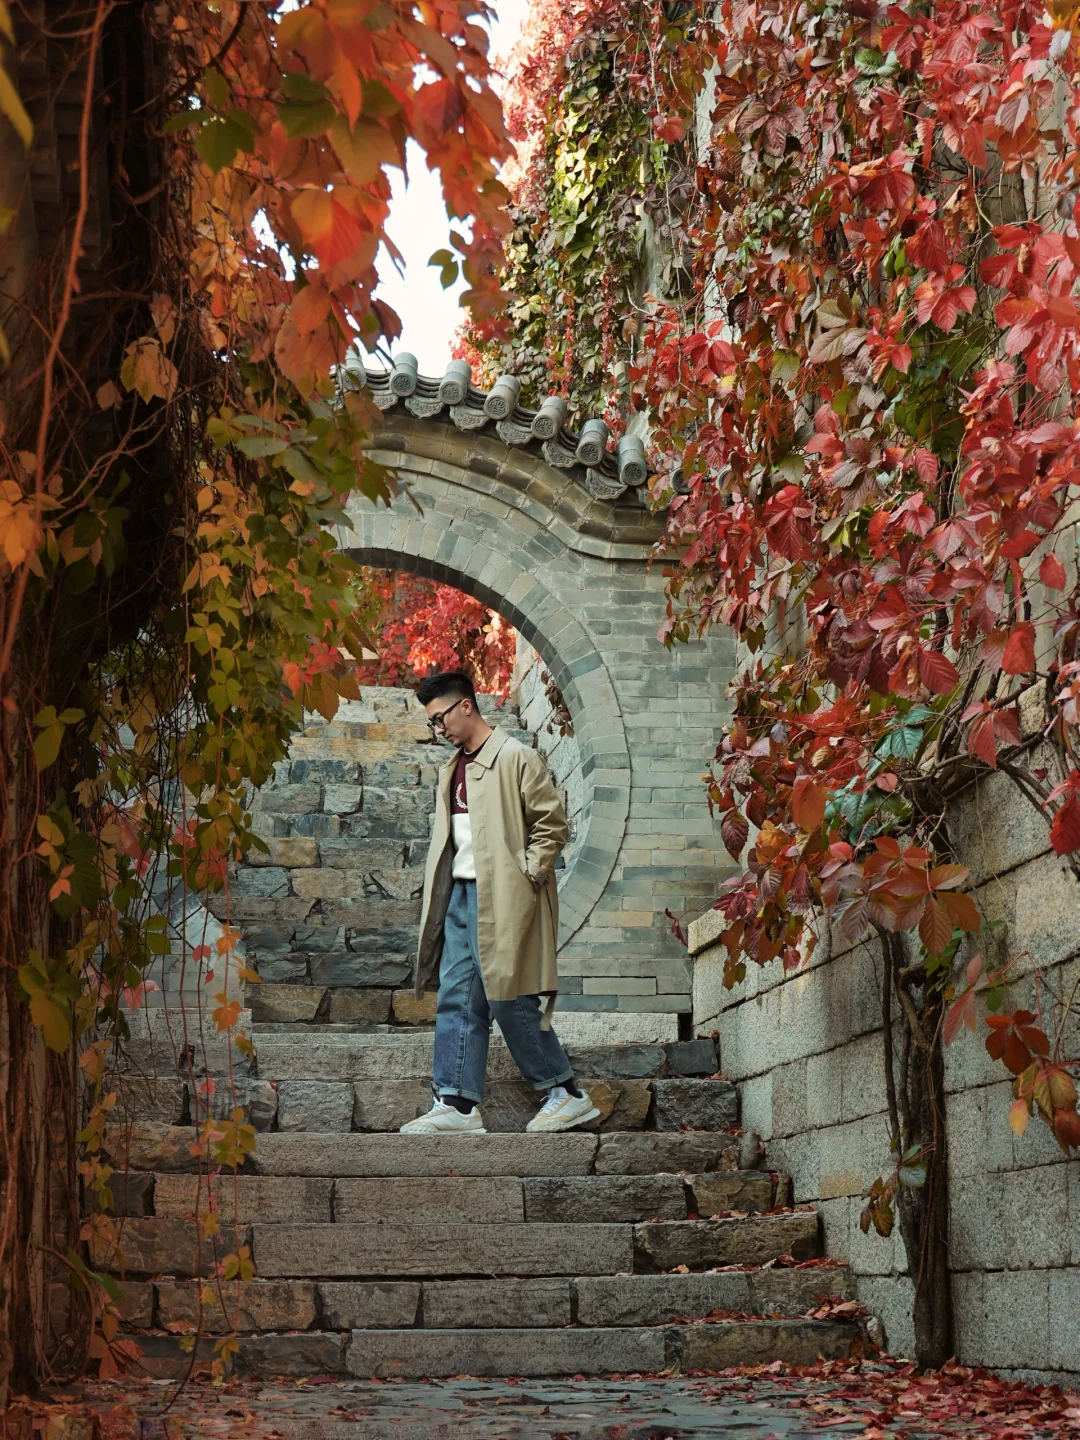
[471,0,1080,1366]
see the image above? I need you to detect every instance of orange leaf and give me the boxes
[290,280,332,337]
[414,79,464,136]
[334,52,363,128]
[918,895,953,955]
[791,776,827,832]
[119,338,178,403]
[937,890,980,933]
[928,863,968,891]
[274,313,347,392]
[291,189,372,275]
[944,987,977,1046]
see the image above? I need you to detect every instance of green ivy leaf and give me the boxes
[428,248,459,288]
[195,116,244,172]
[279,99,335,139]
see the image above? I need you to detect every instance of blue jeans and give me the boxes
[432,879,573,1104]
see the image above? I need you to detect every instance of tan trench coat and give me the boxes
[415,726,568,1010]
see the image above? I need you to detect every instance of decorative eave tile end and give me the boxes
[343,355,652,504]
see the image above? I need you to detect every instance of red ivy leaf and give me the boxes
[967,711,997,767]
[1001,621,1036,675]
[1039,553,1067,590]
[1050,793,1080,855]
[944,987,977,1046]
[721,809,750,861]
[918,648,960,694]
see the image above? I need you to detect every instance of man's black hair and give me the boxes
[415,670,477,707]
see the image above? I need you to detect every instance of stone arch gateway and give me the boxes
[330,371,738,1022]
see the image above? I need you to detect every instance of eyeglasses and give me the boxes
[428,697,467,734]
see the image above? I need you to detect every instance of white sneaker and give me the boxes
[399,1099,486,1134]
[525,1086,600,1133]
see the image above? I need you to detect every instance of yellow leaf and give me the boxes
[0,483,41,568]
[119,338,178,403]
[150,292,177,344]
[1009,1098,1030,1137]
[0,57,32,148]
[36,814,64,844]
[96,380,122,409]
[29,992,71,1053]
[329,116,402,186]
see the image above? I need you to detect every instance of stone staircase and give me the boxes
[99,686,869,1380]
[102,1030,866,1380]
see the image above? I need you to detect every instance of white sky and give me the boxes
[370,0,531,375]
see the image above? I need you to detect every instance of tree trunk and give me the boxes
[898,989,953,1369]
[881,931,953,1370]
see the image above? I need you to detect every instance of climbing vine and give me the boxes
[464,1,698,424]
[497,0,1080,1368]
[0,0,508,1395]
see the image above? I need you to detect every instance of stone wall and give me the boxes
[689,753,1080,1383]
[512,636,584,863]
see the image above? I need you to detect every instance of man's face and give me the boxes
[425,694,472,746]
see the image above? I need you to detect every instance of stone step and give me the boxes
[632,1212,819,1271]
[258,1074,735,1134]
[109,1169,788,1224]
[248,1030,717,1080]
[121,1007,685,1060]
[253,1221,636,1279]
[116,1265,852,1338]
[347,1320,862,1377]
[110,1068,738,1134]
[249,1036,722,1082]
[573,1266,852,1325]
[97,1212,817,1280]
[107,1126,753,1178]
[124,1319,864,1379]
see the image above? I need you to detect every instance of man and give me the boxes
[400,670,598,1134]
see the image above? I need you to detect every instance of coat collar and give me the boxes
[441,724,508,773]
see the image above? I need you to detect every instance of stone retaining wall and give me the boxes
[690,765,1080,1383]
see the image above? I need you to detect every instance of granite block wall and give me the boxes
[690,768,1080,1383]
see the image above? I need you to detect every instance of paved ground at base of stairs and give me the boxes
[21,1363,1080,1440]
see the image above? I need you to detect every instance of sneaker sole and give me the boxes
[400,1117,489,1128]
[525,1106,601,1134]
[399,1125,488,1135]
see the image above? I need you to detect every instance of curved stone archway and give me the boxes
[341,514,629,949]
[328,406,737,1021]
